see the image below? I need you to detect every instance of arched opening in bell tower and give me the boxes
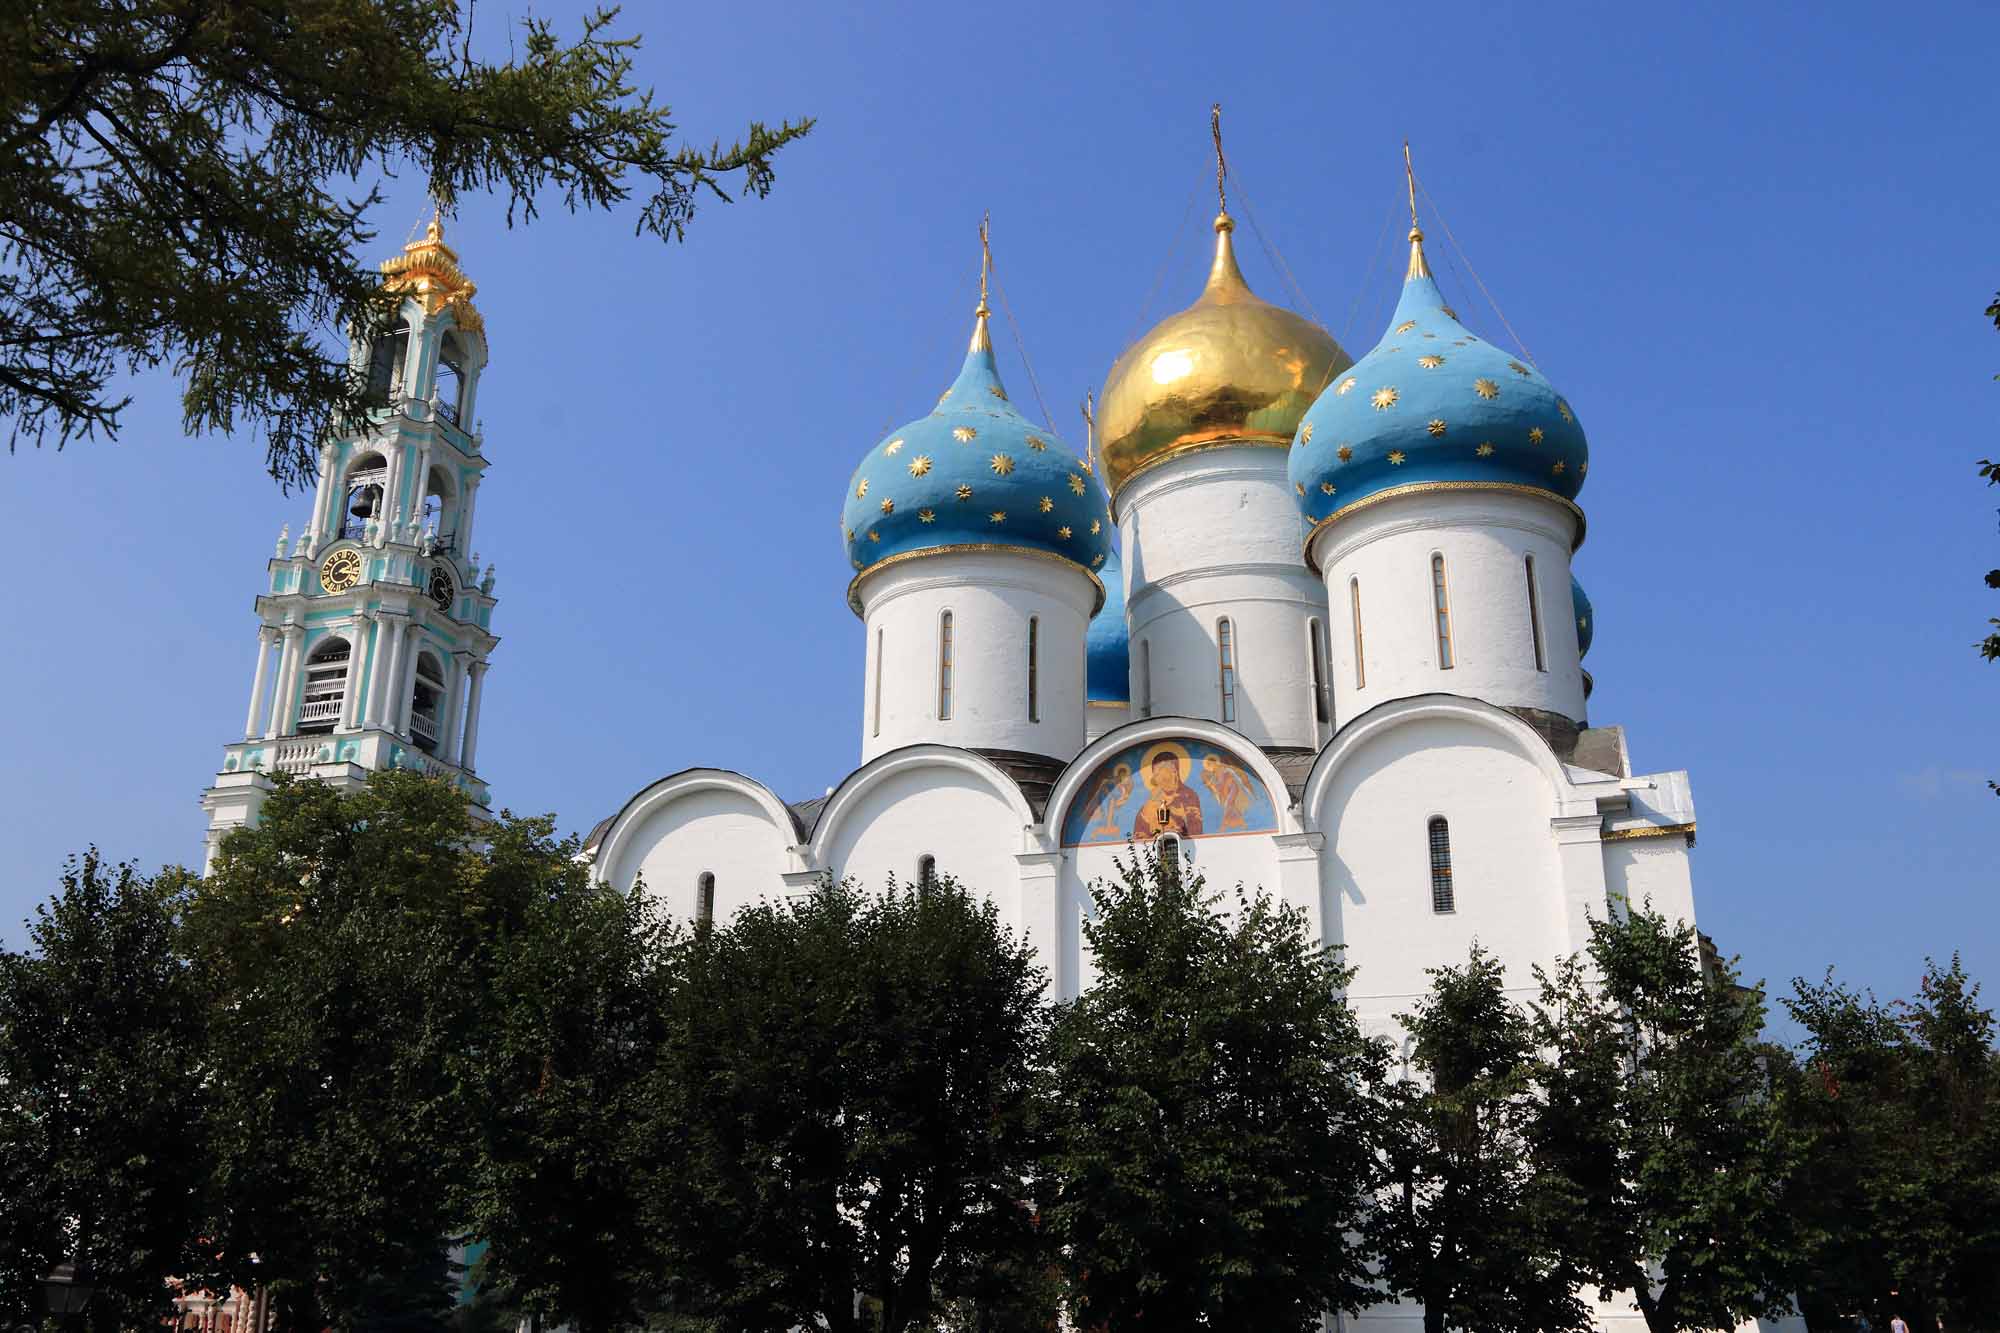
[366,322,412,403]
[419,466,457,547]
[436,330,470,426]
[409,650,448,753]
[298,637,351,735]
[341,452,389,542]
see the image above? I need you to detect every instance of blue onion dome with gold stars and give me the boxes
[1572,574,1594,659]
[843,295,1113,614]
[1289,215,1588,567]
[1086,541,1130,704]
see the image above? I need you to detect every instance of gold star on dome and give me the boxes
[868,529,881,542]
[1068,474,1086,495]
[1336,377,1358,396]
[1476,442,1495,457]
[1552,460,1566,475]
[1396,320,1417,334]
[1089,519,1101,535]
[1301,422,1314,444]
[1320,481,1335,495]
[1387,450,1407,465]
[855,478,869,499]
[1579,616,1589,632]
[1058,524,1072,539]
[1439,305,1458,318]
[1038,496,1054,513]
[1027,435,1048,451]
[988,385,1007,400]
[1371,386,1399,410]
[1418,355,1444,369]
[1092,553,1105,569]
[990,510,1006,524]
[956,483,973,501]
[880,498,894,514]
[990,453,1014,476]
[1337,445,1354,462]
[918,508,936,524]
[1580,459,1589,475]
[1528,427,1545,445]
[852,558,863,570]
[909,455,932,477]
[1473,378,1499,399]
[1295,482,1306,497]
[1427,419,1447,437]
[1558,399,1574,423]
[1508,361,1531,377]
[953,425,977,442]
[884,438,904,455]
[844,528,854,542]
[937,390,950,404]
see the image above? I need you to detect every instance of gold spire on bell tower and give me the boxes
[380,205,484,338]
[1404,140,1432,281]
[970,211,994,353]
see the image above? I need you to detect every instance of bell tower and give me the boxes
[198,215,502,870]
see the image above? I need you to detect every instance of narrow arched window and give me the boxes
[1027,616,1040,723]
[917,854,936,890]
[1308,618,1330,725]
[1525,555,1547,672]
[696,872,716,926]
[1350,578,1366,689]
[1431,554,1454,670]
[1427,818,1455,913]
[1217,617,1237,723]
[1139,639,1153,718]
[872,628,884,737]
[366,323,411,401]
[1156,833,1183,889]
[937,611,955,720]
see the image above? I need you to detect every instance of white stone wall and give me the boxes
[855,551,1096,764]
[1120,448,1332,749]
[1309,489,1585,724]
[1084,700,1130,742]
[602,776,798,923]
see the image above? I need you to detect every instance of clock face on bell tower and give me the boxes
[427,564,455,611]
[319,548,363,594]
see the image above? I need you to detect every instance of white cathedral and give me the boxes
[199,146,1729,1330]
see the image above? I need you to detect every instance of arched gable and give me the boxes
[1046,714,1303,843]
[1301,693,1594,827]
[594,768,802,914]
[809,744,1036,864]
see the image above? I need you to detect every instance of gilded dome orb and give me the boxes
[1098,214,1350,499]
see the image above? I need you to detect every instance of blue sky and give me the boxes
[4,0,1995,1019]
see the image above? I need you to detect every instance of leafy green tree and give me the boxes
[1373,946,1589,1333]
[1780,956,2000,1331]
[1039,850,1386,1333]
[1531,900,1800,1333]
[0,852,214,1332]
[636,874,1049,1333]
[2,0,812,485]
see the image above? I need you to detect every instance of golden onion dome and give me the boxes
[1098,211,1350,499]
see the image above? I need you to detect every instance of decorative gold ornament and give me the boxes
[1337,445,1354,462]
[880,498,895,514]
[956,484,974,501]
[1038,496,1054,513]
[1090,519,1101,534]
[1068,474,1086,495]
[868,529,881,542]
[1058,525,1073,538]
[1473,378,1499,399]
[1092,552,1105,569]
[1417,355,1444,369]
[1301,422,1314,444]
[845,528,854,543]
[1528,427,1545,445]
[1396,320,1418,334]
[1552,460,1566,475]
[990,453,1014,476]
[1371,387,1399,410]
[919,509,936,524]
[1336,377,1358,396]
[1508,361,1531,377]
[909,455,932,477]
[1295,482,1306,496]
[989,385,1007,400]
[1558,399,1574,423]
[1439,305,1458,319]
[1387,450,1407,465]
[1320,481,1335,494]
[318,548,363,593]
[953,426,978,442]
[1097,209,1350,498]
[855,478,869,499]
[885,438,904,455]
[1027,435,1048,451]
[1580,459,1589,475]
[1427,419,1447,437]
[990,510,1007,523]
[1476,442,1495,457]
[378,213,486,341]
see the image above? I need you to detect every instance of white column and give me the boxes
[339,613,368,730]
[305,443,336,553]
[439,652,468,761]
[379,445,403,546]
[459,660,488,771]
[244,626,278,739]
[370,614,405,731]
[394,623,423,735]
[458,477,481,554]
[1552,813,1613,956]
[413,442,433,540]
[269,624,305,736]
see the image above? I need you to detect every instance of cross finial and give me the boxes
[1211,103,1228,216]
[1402,140,1431,279]
[1403,140,1419,230]
[977,211,992,317]
[1080,392,1097,474]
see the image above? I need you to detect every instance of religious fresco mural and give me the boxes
[1060,737,1278,847]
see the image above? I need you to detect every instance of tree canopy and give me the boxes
[1,0,812,487]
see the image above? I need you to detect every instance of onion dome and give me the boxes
[380,211,483,339]
[1098,212,1349,499]
[1572,574,1594,659]
[1086,542,1130,704]
[1289,192,1587,565]
[843,283,1112,613]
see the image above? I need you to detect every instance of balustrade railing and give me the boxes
[299,698,344,722]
